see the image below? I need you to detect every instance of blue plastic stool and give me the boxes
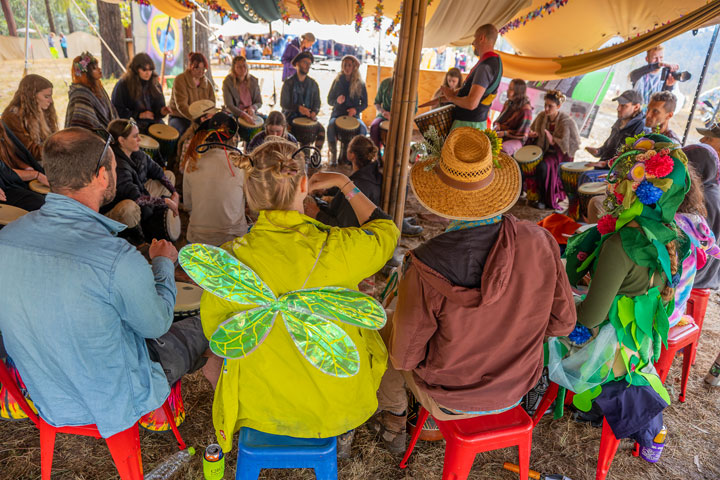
[236,427,338,480]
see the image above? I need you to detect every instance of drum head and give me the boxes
[514,145,543,163]
[29,180,50,194]
[174,282,203,312]
[0,204,29,225]
[165,209,182,242]
[238,115,264,128]
[149,124,180,141]
[415,104,454,121]
[578,182,607,195]
[380,121,389,131]
[139,134,160,150]
[293,117,317,127]
[336,115,360,131]
[561,162,593,172]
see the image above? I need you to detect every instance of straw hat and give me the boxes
[410,127,521,220]
[189,100,220,121]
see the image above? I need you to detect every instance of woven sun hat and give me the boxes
[410,127,521,220]
[188,99,220,121]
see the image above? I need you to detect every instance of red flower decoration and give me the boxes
[614,191,624,204]
[597,215,617,235]
[577,252,588,262]
[645,154,674,178]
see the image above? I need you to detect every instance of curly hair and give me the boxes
[120,53,163,107]
[544,89,566,106]
[71,53,103,97]
[3,74,58,148]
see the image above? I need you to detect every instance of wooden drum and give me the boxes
[29,180,50,195]
[174,282,203,321]
[291,117,320,147]
[414,105,454,142]
[237,115,264,143]
[578,182,607,221]
[0,204,29,227]
[141,206,181,242]
[335,115,361,164]
[513,146,544,176]
[148,124,180,167]
[139,134,160,163]
[379,120,390,145]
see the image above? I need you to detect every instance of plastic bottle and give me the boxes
[639,426,667,463]
[144,447,195,480]
[705,360,720,386]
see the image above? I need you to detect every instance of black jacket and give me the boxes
[102,146,168,213]
[594,112,646,161]
[111,77,166,133]
[316,162,382,227]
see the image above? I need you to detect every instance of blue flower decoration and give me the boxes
[635,180,663,205]
[568,324,592,345]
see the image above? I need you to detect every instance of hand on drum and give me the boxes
[308,172,349,193]
[161,106,172,116]
[347,108,357,117]
[528,130,539,139]
[336,95,346,105]
[139,111,154,120]
[585,146,599,156]
[149,238,178,263]
[0,187,5,202]
[37,172,50,187]
[164,197,180,217]
[298,105,311,117]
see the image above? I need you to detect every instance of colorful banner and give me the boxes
[133,4,184,77]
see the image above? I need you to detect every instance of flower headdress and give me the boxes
[419,126,503,170]
[73,51,96,78]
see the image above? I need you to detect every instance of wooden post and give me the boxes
[380,0,427,227]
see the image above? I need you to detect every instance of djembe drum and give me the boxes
[0,204,28,228]
[29,180,50,195]
[148,124,180,168]
[335,115,361,164]
[237,115,264,144]
[291,117,320,147]
[560,162,593,220]
[174,282,203,321]
[414,105,454,142]
[514,145,544,202]
[578,182,607,221]
[139,134,160,164]
[141,206,181,242]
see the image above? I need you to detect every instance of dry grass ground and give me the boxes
[0,58,719,480]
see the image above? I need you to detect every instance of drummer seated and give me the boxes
[222,56,264,127]
[372,128,576,453]
[585,90,645,162]
[102,119,179,243]
[246,111,297,154]
[177,100,220,172]
[370,77,393,150]
[0,132,45,212]
[280,51,325,150]
[326,55,368,165]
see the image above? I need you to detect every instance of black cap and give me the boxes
[291,50,314,66]
[612,90,643,105]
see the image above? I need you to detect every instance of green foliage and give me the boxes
[0,0,95,36]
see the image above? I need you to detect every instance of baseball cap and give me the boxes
[697,123,720,139]
[612,90,643,105]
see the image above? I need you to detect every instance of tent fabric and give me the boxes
[421,0,530,48]
[149,0,193,19]
[499,0,720,80]
[503,0,710,58]
[294,0,441,29]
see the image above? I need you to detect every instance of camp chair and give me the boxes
[0,357,186,480]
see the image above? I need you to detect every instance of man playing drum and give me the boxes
[281,51,325,150]
[439,24,502,131]
[0,127,213,441]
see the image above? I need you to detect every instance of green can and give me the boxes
[203,444,225,480]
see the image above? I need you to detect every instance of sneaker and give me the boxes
[367,410,407,454]
[337,429,355,459]
[522,368,549,417]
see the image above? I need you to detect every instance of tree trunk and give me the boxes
[1,0,18,37]
[195,13,213,85]
[66,9,75,33]
[181,16,192,71]
[44,0,56,33]
[96,0,128,78]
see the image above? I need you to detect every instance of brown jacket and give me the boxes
[2,107,42,166]
[389,215,576,411]
[169,70,216,121]
[530,110,581,158]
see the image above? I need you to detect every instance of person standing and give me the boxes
[630,45,681,108]
[440,25,502,130]
[59,33,68,58]
[281,32,315,82]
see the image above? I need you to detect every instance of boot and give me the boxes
[329,142,337,166]
[367,410,407,454]
[401,218,423,237]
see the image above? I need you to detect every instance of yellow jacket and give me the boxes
[200,210,399,451]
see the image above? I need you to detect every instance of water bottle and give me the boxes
[144,447,195,480]
[639,426,667,463]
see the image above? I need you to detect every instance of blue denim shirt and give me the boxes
[0,194,176,437]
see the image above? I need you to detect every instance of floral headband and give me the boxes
[546,89,566,104]
[73,51,96,78]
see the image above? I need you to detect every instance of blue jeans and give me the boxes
[327,115,368,144]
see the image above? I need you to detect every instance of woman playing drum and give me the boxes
[431,68,462,107]
[246,111,298,154]
[326,55,368,165]
[494,79,532,156]
[168,52,216,138]
[222,56,263,125]
[528,90,581,209]
[102,118,180,243]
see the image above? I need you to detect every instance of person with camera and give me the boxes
[630,45,690,108]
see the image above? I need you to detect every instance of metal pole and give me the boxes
[376,29,381,87]
[192,11,196,52]
[683,24,720,145]
[159,16,172,86]
[23,0,30,75]
[579,64,615,136]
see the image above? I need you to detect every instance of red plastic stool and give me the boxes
[686,288,710,333]
[399,405,533,480]
[0,359,186,479]
[596,418,621,480]
[654,322,700,402]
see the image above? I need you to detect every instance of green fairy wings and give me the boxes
[178,243,387,378]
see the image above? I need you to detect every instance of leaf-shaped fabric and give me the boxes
[209,308,277,359]
[179,244,276,306]
[281,287,386,330]
[282,309,360,378]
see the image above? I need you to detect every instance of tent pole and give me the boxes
[579,64,615,135]
[683,24,720,145]
[159,16,172,87]
[23,0,30,75]
[376,29,381,88]
[192,11,196,52]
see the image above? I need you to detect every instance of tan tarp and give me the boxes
[0,31,100,61]
[499,0,720,80]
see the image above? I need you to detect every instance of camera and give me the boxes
[661,67,691,82]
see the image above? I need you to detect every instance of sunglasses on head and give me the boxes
[121,118,138,136]
[95,131,115,175]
